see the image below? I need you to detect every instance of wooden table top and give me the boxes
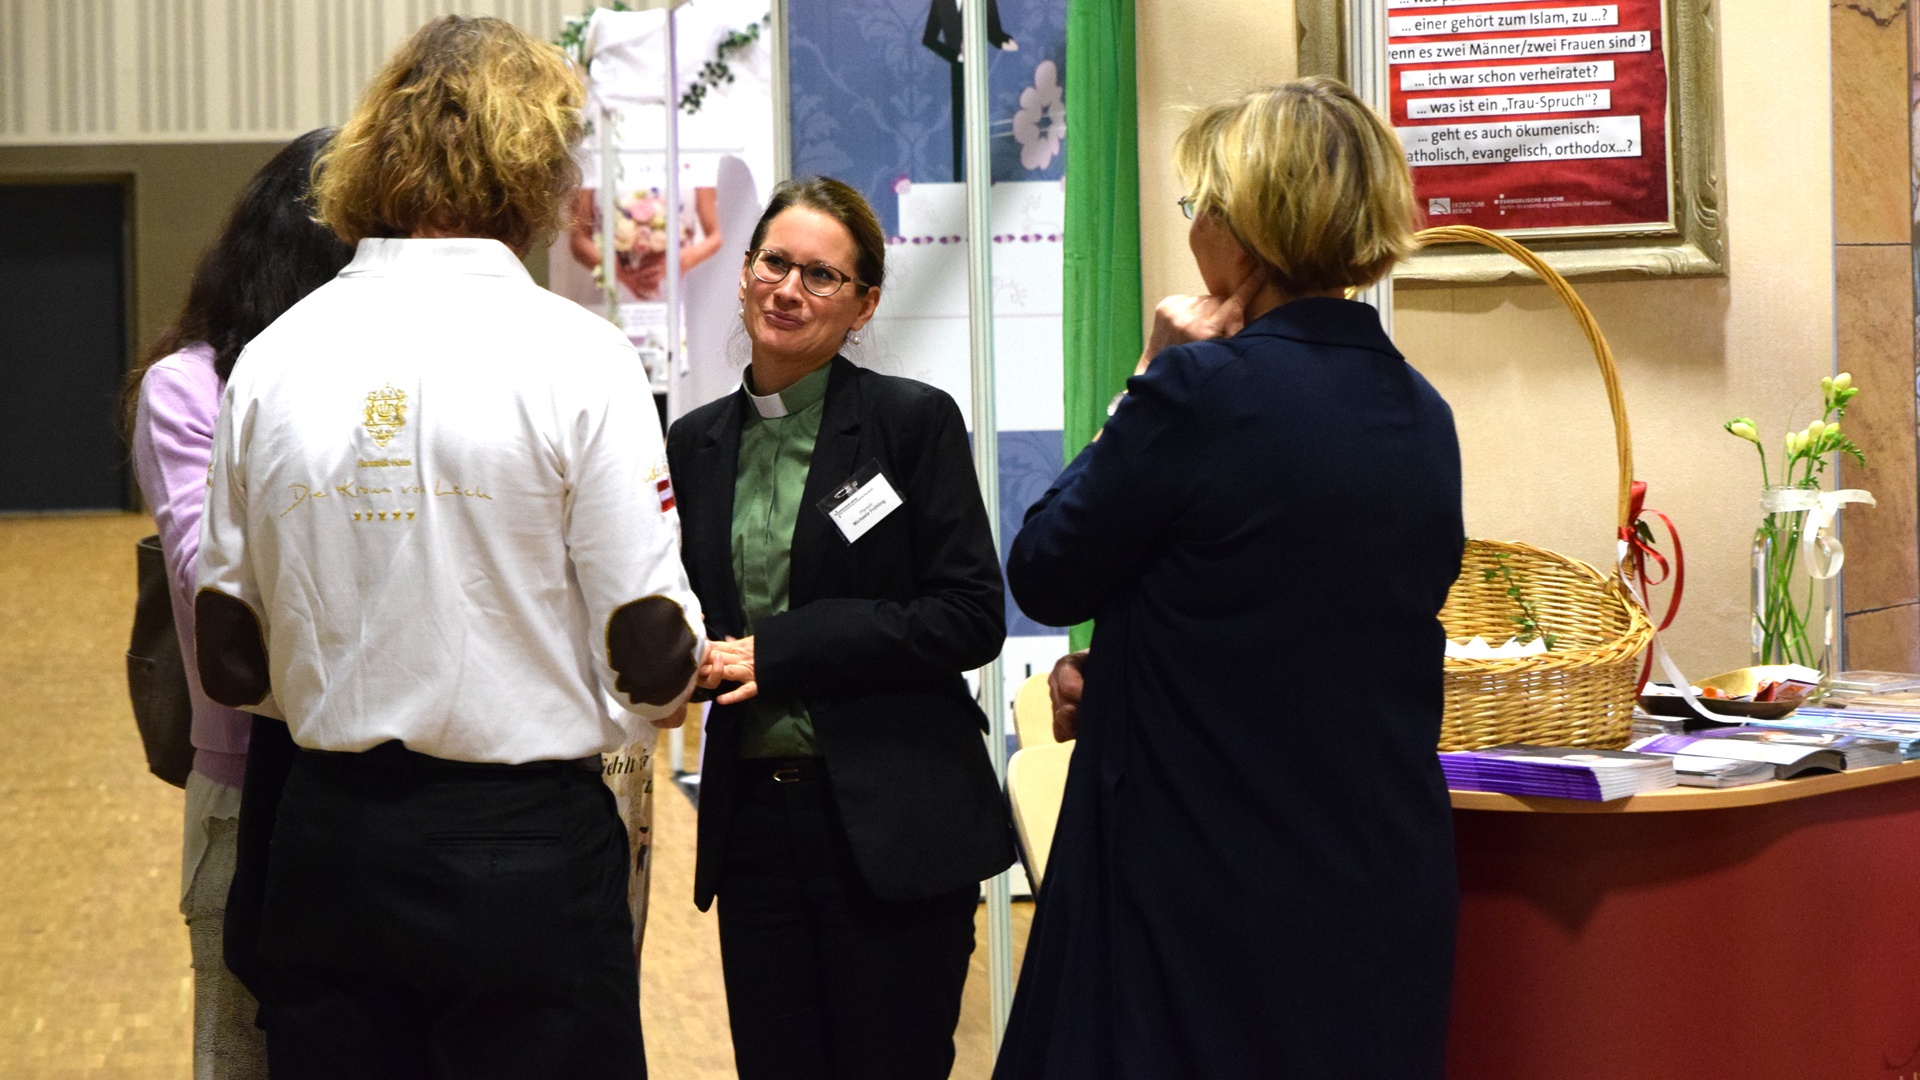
[1449,756,1920,813]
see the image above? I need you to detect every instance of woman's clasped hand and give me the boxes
[696,636,758,704]
[1138,262,1270,374]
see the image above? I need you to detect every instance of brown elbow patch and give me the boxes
[606,596,698,706]
[193,589,272,708]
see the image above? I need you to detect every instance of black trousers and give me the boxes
[717,757,978,1080]
[225,714,297,1010]
[259,741,643,1080]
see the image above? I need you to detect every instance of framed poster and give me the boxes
[1298,0,1723,285]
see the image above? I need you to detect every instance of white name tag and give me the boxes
[819,460,904,544]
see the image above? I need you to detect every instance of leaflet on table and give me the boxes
[1669,755,1774,789]
[1800,698,1920,720]
[1631,728,1901,772]
[1827,670,1920,694]
[1744,712,1920,758]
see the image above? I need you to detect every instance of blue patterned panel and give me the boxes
[787,0,1069,237]
[999,429,1064,636]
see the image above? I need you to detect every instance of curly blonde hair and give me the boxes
[1173,78,1417,294]
[313,15,584,250]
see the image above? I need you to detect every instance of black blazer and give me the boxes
[667,356,1016,908]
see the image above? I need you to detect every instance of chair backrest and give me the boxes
[1012,671,1056,749]
[1007,742,1074,889]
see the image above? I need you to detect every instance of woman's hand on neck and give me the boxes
[1136,266,1344,375]
[1240,272,1298,326]
[1138,266,1273,373]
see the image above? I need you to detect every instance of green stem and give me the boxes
[1758,508,1817,666]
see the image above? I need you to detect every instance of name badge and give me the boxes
[818,460,903,544]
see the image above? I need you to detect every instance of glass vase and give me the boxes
[1750,487,1837,673]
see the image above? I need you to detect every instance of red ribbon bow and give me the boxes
[1619,480,1685,691]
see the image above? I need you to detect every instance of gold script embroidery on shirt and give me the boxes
[281,483,327,516]
[433,479,493,500]
[282,475,483,516]
[363,384,407,448]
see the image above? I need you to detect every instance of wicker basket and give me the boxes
[1415,225,1653,751]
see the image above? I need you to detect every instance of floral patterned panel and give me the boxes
[788,0,1068,237]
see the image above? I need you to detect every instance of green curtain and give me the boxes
[1062,0,1142,651]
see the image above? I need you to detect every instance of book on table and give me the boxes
[1440,745,1676,801]
[1827,671,1920,694]
[1629,726,1902,779]
[1742,711,1920,760]
[1667,755,1775,788]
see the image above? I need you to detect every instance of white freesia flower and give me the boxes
[1012,60,1065,171]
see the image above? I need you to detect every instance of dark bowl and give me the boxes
[1637,694,1803,722]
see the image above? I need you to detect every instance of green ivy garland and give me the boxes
[557,4,770,116]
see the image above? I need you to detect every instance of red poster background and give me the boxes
[1391,0,1671,233]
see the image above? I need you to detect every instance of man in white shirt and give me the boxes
[193,17,702,1079]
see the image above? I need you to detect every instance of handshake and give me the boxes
[675,640,1092,741]
[697,636,758,706]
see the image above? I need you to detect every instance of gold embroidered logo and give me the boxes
[362,384,407,448]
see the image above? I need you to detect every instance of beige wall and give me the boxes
[1135,0,1835,676]
[0,141,552,368]
[0,143,286,364]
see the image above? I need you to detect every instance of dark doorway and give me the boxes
[0,182,131,511]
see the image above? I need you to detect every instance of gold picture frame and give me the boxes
[1297,0,1724,285]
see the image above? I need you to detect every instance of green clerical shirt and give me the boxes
[731,363,832,759]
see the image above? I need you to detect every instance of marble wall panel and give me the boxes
[1845,602,1920,672]
[1833,0,1911,244]
[1836,245,1920,618]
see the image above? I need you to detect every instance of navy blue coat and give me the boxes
[995,298,1464,1079]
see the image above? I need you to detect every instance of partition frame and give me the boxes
[962,0,1018,1051]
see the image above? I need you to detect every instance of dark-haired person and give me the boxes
[994,79,1464,1079]
[126,126,352,1080]
[192,17,705,1078]
[668,176,1014,1080]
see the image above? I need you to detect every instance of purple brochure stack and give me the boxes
[1440,745,1678,802]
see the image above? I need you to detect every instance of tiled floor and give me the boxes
[0,512,1031,1078]
[1,513,193,1078]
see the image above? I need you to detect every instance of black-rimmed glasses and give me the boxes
[747,249,863,298]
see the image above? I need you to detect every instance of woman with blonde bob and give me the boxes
[996,78,1464,1079]
[195,16,704,1079]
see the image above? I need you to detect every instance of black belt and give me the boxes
[300,739,603,775]
[741,756,828,785]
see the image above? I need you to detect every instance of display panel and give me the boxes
[1389,0,1672,234]
[788,0,1070,650]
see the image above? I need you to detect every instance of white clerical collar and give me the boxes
[744,363,833,419]
[747,384,788,418]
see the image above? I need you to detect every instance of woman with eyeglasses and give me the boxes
[666,175,1015,1080]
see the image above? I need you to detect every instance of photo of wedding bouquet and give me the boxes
[583,187,699,302]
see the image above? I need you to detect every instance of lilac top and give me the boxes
[131,344,250,788]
